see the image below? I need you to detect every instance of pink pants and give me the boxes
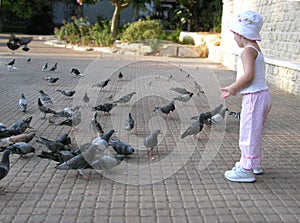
[239,90,272,170]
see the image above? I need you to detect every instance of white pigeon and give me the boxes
[19,93,27,113]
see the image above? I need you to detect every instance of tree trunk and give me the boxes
[111,1,130,39]
[111,4,121,39]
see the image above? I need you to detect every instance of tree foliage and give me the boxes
[175,0,222,32]
[1,0,46,19]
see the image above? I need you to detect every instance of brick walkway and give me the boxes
[0,34,300,223]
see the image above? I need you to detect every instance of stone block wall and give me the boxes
[209,0,300,96]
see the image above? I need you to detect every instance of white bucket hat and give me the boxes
[228,10,263,41]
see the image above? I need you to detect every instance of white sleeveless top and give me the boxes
[236,45,269,94]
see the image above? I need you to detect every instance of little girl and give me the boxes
[220,10,272,182]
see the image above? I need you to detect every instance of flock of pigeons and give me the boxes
[0,35,241,192]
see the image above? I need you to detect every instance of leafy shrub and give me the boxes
[121,19,162,42]
[180,36,195,45]
[54,17,114,47]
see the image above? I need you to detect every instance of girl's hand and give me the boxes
[220,85,238,99]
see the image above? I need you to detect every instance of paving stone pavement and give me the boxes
[0,34,300,223]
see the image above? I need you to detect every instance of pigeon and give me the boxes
[92,154,125,171]
[144,129,160,159]
[54,105,80,119]
[6,59,15,67]
[92,103,117,115]
[0,123,10,139]
[56,89,76,97]
[209,106,228,124]
[92,79,110,89]
[118,72,123,80]
[91,112,104,137]
[70,68,84,77]
[14,36,33,46]
[19,93,27,113]
[91,129,115,154]
[49,62,58,72]
[53,107,73,118]
[170,87,191,95]
[0,149,11,193]
[153,99,175,120]
[112,92,136,105]
[229,111,240,120]
[7,142,35,157]
[8,116,33,136]
[191,104,224,123]
[7,132,36,144]
[125,113,134,133]
[167,75,173,81]
[6,42,20,52]
[27,57,31,62]
[39,90,53,105]
[82,93,90,105]
[55,133,72,146]
[57,111,81,128]
[181,113,205,140]
[41,62,48,71]
[22,46,30,52]
[109,139,135,156]
[173,92,194,104]
[44,77,59,84]
[55,143,98,179]
[38,150,76,163]
[7,34,31,53]
[194,81,205,94]
[38,98,57,119]
[36,136,66,152]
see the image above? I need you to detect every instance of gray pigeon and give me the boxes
[144,129,160,159]
[56,89,76,97]
[91,129,115,154]
[0,149,11,193]
[0,123,10,139]
[49,62,58,72]
[112,92,136,105]
[8,142,35,156]
[55,133,71,146]
[55,144,98,179]
[170,87,191,95]
[8,116,32,135]
[92,79,110,89]
[39,90,53,105]
[0,149,10,180]
[153,100,175,120]
[181,113,205,140]
[190,103,224,123]
[82,93,90,105]
[92,154,125,171]
[209,106,228,124]
[53,107,73,118]
[57,111,81,129]
[173,92,193,103]
[124,113,134,133]
[92,103,117,115]
[41,62,48,71]
[38,150,76,163]
[36,136,66,152]
[44,77,59,84]
[38,98,57,119]
[229,111,240,120]
[91,112,104,137]
[109,139,135,156]
[19,93,27,113]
